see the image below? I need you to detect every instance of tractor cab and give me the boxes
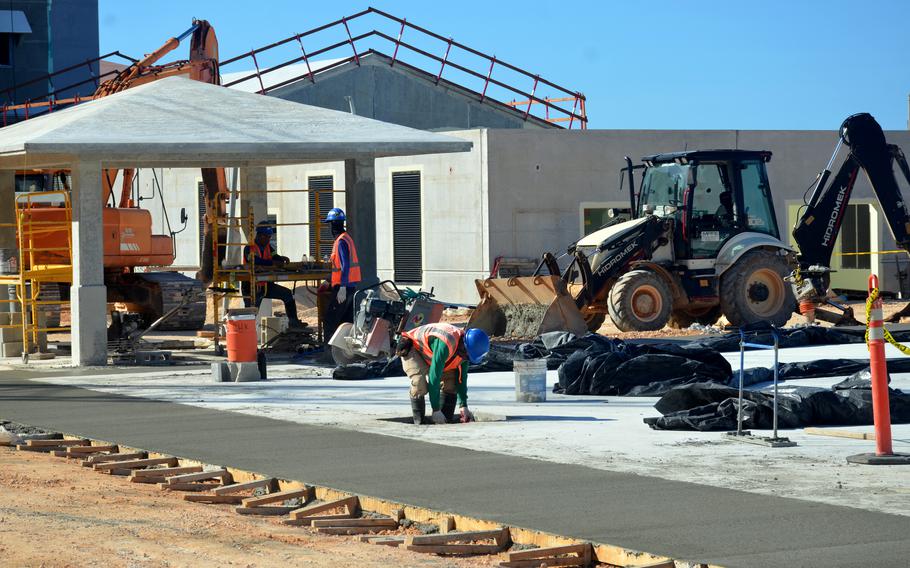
[638,150,779,259]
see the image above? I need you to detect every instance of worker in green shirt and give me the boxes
[397,323,490,425]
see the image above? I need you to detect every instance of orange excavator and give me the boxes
[20,20,228,329]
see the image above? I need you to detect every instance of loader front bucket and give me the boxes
[467,275,589,338]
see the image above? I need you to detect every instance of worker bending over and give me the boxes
[323,207,361,338]
[397,323,490,425]
[242,223,305,329]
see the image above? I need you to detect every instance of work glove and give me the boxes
[431,410,446,425]
[460,407,474,423]
[336,286,347,304]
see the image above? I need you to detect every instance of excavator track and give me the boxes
[131,272,206,331]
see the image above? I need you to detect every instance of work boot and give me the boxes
[410,396,426,425]
[441,392,458,423]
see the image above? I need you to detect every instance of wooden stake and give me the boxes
[311,518,398,529]
[235,506,296,516]
[160,482,220,492]
[241,486,313,508]
[289,496,359,520]
[132,466,202,478]
[183,494,244,504]
[166,469,231,484]
[84,452,146,466]
[407,544,504,555]
[26,439,88,447]
[212,478,273,495]
[93,457,177,472]
[67,445,118,454]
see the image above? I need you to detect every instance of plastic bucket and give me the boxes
[226,313,257,362]
[514,359,547,403]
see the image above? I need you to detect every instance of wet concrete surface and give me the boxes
[0,372,908,567]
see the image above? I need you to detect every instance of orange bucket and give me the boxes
[226,313,257,362]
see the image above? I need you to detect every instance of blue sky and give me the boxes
[98,1,910,130]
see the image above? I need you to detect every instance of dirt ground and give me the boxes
[0,446,496,568]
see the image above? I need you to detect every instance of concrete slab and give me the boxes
[24,342,910,518]
[0,372,908,567]
[0,76,472,169]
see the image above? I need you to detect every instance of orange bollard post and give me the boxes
[847,274,910,465]
[865,274,893,456]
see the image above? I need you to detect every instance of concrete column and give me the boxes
[70,159,107,366]
[344,158,378,286]
[238,167,268,243]
[0,170,15,314]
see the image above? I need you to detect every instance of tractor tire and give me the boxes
[720,249,795,327]
[608,270,672,332]
[584,313,606,333]
[667,306,722,329]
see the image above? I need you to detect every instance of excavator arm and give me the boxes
[792,113,910,302]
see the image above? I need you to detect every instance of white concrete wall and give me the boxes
[264,163,347,263]
[374,129,488,304]
[124,168,202,271]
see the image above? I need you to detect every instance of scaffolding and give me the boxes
[210,187,338,353]
[7,191,74,361]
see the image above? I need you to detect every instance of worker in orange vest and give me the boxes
[323,208,361,339]
[242,222,305,329]
[397,323,490,425]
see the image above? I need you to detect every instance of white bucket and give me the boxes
[514,359,547,403]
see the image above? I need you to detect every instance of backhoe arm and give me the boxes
[791,113,910,300]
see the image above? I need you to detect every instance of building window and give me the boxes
[582,207,611,236]
[308,175,334,260]
[0,34,12,67]
[392,171,422,284]
[841,204,871,270]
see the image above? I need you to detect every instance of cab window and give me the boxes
[739,160,779,238]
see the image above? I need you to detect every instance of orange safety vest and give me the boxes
[244,242,272,288]
[330,232,361,286]
[402,323,466,375]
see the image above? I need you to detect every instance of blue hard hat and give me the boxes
[255,224,273,236]
[325,207,346,222]
[463,328,490,364]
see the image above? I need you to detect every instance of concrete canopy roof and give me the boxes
[0,76,473,169]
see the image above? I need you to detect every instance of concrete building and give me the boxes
[0,77,471,365]
[0,0,99,104]
[243,127,909,305]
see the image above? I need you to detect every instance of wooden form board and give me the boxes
[160,482,221,492]
[804,427,876,440]
[407,544,504,555]
[311,518,398,528]
[281,513,354,527]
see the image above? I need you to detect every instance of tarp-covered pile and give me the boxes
[644,371,910,431]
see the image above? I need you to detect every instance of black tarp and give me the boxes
[644,371,910,431]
